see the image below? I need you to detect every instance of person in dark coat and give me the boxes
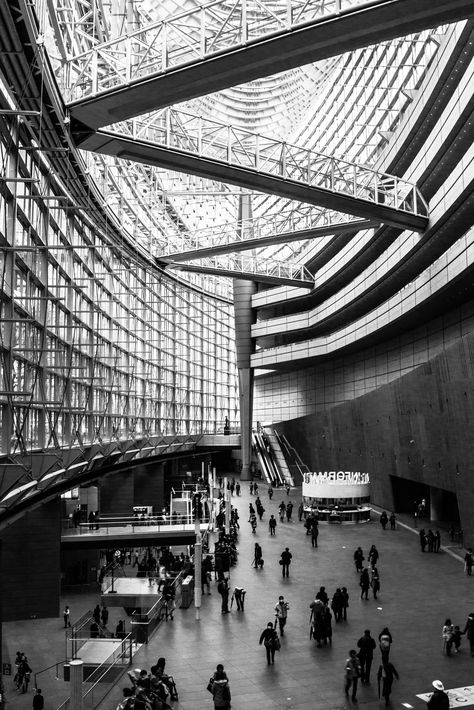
[316,586,329,605]
[259,622,279,664]
[32,688,44,710]
[420,529,427,552]
[357,629,376,684]
[360,568,370,600]
[93,604,101,624]
[368,545,379,568]
[217,577,230,614]
[377,660,399,705]
[462,611,474,655]
[210,667,231,710]
[253,542,264,569]
[311,522,319,548]
[371,567,381,600]
[427,680,449,710]
[380,511,388,530]
[354,547,364,572]
[280,547,292,578]
[323,606,332,645]
[331,589,344,622]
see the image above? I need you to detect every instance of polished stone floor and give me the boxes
[3,482,473,710]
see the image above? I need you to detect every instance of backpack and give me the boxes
[380,635,390,650]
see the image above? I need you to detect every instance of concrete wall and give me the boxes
[274,330,474,546]
[0,499,61,620]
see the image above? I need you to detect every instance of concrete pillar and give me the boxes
[69,659,84,710]
[430,486,444,522]
[233,194,256,481]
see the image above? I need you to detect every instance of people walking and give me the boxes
[311,521,319,548]
[280,547,292,578]
[377,660,399,706]
[389,512,396,530]
[298,502,304,521]
[316,586,329,605]
[442,618,454,656]
[101,604,109,627]
[462,611,474,655]
[269,515,277,536]
[331,588,344,623]
[259,622,280,664]
[268,486,273,500]
[379,627,393,662]
[380,511,388,530]
[368,545,379,568]
[279,501,286,522]
[371,567,380,600]
[209,665,231,709]
[357,629,376,684]
[354,547,364,572]
[464,548,473,575]
[420,529,427,552]
[274,595,289,636]
[341,587,349,621]
[344,650,361,702]
[360,568,370,600]
[426,680,449,710]
[286,501,293,522]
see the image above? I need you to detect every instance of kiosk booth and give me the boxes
[302,471,371,523]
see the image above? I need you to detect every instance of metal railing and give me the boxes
[110,108,427,218]
[130,572,184,644]
[157,209,373,259]
[62,0,372,102]
[57,635,134,710]
[61,515,210,535]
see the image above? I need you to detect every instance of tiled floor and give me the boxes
[3,482,473,710]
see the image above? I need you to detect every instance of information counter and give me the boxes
[302,471,371,524]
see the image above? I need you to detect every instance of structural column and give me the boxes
[233,277,256,481]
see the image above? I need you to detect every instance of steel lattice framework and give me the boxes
[157,211,377,261]
[63,0,367,102]
[79,108,428,231]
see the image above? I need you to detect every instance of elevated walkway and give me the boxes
[79,112,428,231]
[61,519,210,548]
[66,0,474,128]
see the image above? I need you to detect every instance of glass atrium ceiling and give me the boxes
[43,0,447,287]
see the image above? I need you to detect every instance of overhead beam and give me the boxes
[77,129,428,231]
[66,0,474,129]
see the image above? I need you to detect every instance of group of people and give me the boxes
[419,529,442,553]
[345,627,397,704]
[353,545,381,600]
[117,658,178,710]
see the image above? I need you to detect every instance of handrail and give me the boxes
[57,635,134,710]
[61,516,210,535]
[33,660,68,690]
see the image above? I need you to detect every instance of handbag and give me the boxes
[206,678,214,694]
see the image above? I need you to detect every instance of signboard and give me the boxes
[2,662,11,675]
[417,685,474,708]
[304,471,370,485]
